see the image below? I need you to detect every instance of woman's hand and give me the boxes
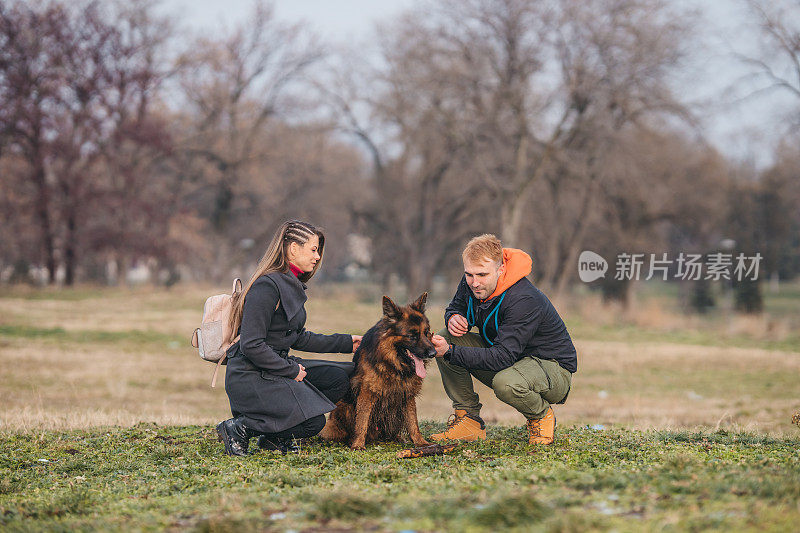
[294,364,306,382]
[351,335,363,353]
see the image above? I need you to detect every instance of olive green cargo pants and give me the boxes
[436,330,572,420]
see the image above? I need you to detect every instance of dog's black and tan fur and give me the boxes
[320,293,436,450]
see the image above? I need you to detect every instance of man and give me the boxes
[430,234,577,445]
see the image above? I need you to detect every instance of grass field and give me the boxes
[2,425,799,531]
[1,283,799,530]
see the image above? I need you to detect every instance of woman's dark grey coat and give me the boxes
[224,271,353,434]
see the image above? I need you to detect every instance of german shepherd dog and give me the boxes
[320,293,436,450]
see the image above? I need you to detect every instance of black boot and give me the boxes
[256,436,302,454]
[216,417,257,456]
[255,436,288,454]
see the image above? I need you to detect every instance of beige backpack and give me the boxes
[191,278,242,387]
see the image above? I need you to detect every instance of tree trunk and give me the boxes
[404,238,437,300]
[212,181,233,232]
[406,261,434,301]
[501,126,562,250]
[64,207,77,286]
[551,171,601,299]
[501,198,525,248]
[118,255,130,287]
[500,132,529,247]
[538,179,564,292]
[553,232,587,299]
[380,270,392,297]
[31,157,57,284]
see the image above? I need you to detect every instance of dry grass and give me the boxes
[559,291,797,343]
[1,284,798,435]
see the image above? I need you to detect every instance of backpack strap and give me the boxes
[211,356,225,388]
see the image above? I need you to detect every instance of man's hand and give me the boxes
[294,364,306,382]
[351,335,363,353]
[431,334,450,357]
[447,314,469,337]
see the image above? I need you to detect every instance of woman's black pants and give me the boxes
[260,363,350,440]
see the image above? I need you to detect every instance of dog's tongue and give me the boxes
[408,350,427,379]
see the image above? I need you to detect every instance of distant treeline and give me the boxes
[1,0,798,308]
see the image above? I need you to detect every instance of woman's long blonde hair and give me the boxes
[227,220,325,343]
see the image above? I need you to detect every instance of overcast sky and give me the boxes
[160,0,416,39]
[157,0,795,166]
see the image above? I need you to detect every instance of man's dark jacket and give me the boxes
[444,275,577,373]
[224,271,353,434]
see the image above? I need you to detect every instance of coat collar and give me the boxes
[267,271,307,321]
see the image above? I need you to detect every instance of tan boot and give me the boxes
[430,409,486,442]
[527,407,556,445]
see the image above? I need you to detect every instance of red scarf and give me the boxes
[289,263,304,277]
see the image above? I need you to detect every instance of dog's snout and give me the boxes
[425,347,436,359]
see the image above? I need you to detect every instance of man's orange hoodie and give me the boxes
[485,248,533,301]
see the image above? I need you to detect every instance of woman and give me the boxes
[216,220,362,456]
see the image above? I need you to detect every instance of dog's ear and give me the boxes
[382,295,401,319]
[410,292,428,313]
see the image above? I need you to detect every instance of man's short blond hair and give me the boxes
[463,234,503,265]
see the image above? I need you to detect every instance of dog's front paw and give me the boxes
[412,438,432,447]
[350,441,366,451]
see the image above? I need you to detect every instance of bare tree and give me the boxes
[756,143,800,283]
[325,17,493,296]
[732,0,800,287]
[174,1,324,272]
[85,2,179,283]
[405,0,552,248]
[52,2,177,284]
[584,130,729,305]
[216,119,366,279]
[740,0,800,108]
[530,0,696,295]
[0,1,67,282]
[0,153,41,279]
[352,0,696,296]
[0,1,181,285]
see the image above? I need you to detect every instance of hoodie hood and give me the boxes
[485,248,533,301]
